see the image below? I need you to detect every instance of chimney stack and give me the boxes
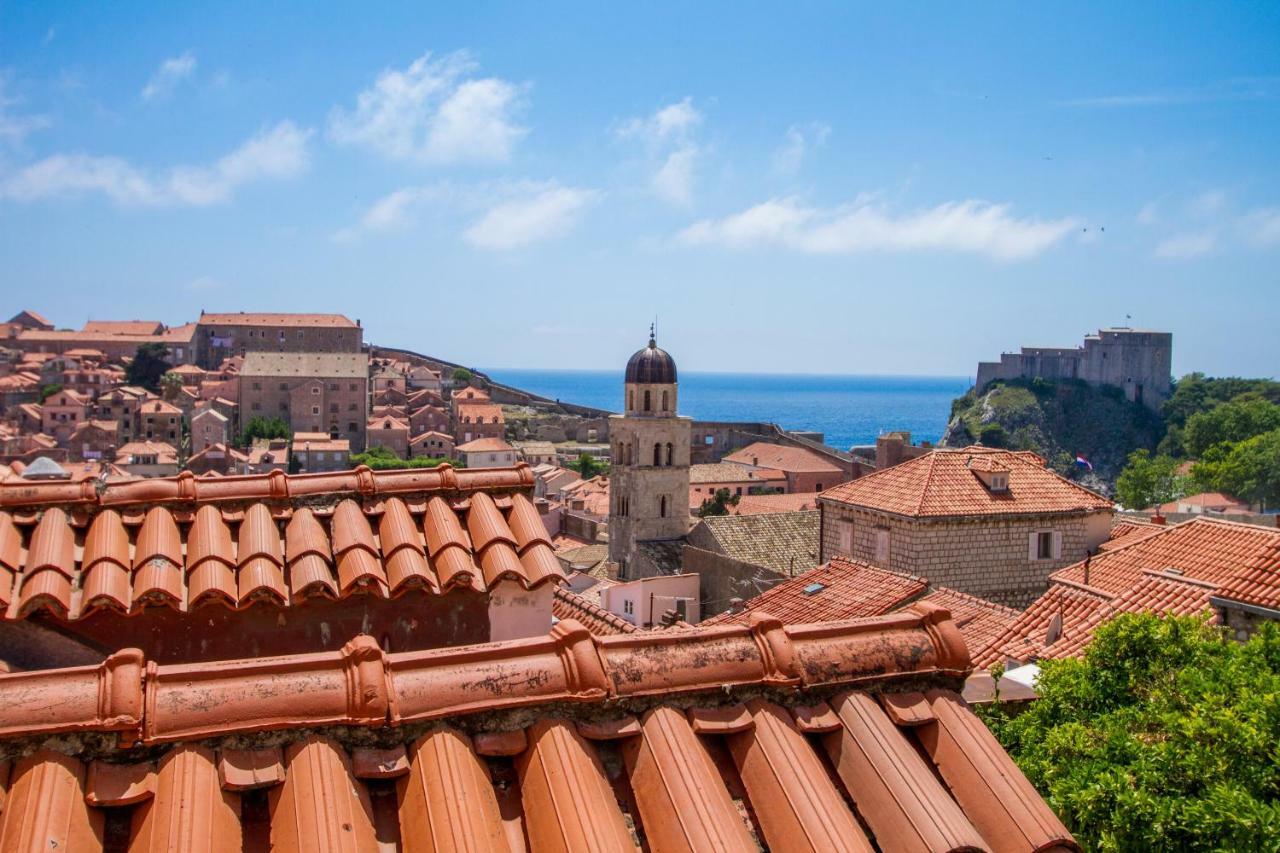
[1151,513,1167,525]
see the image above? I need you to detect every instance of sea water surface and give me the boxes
[482,369,972,451]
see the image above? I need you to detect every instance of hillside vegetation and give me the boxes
[942,379,1162,494]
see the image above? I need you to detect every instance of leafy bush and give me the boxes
[351,445,460,470]
[981,614,1280,850]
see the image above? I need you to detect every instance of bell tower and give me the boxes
[608,328,691,577]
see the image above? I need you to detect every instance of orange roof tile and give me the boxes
[724,441,844,474]
[552,587,636,635]
[0,463,561,623]
[703,556,928,626]
[730,491,822,514]
[915,587,1021,655]
[1052,516,1280,595]
[1213,536,1280,612]
[456,437,514,452]
[972,583,1110,668]
[821,447,1113,518]
[0,607,1077,852]
[81,319,164,336]
[198,312,358,328]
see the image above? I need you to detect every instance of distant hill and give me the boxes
[941,379,1164,494]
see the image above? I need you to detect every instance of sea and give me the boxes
[481,369,973,452]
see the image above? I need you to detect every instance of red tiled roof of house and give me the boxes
[1160,491,1251,514]
[731,491,822,514]
[115,440,179,464]
[552,586,636,635]
[0,606,1076,852]
[821,447,1113,518]
[703,556,928,627]
[724,441,844,474]
[81,320,165,336]
[454,402,504,423]
[368,415,410,431]
[1213,537,1280,612]
[971,583,1111,668]
[198,312,358,328]
[456,437,513,453]
[0,463,562,622]
[915,587,1021,655]
[142,399,184,415]
[689,462,786,485]
[1052,516,1280,595]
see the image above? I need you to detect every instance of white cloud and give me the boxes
[328,51,526,164]
[1,120,312,206]
[334,180,598,249]
[141,52,197,101]
[678,197,1078,261]
[1061,77,1280,108]
[1187,189,1227,218]
[1240,208,1280,247]
[1136,201,1160,226]
[1153,231,1217,260]
[464,183,600,250]
[618,98,703,205]
[0,76,50,147]
[773,122,831,175]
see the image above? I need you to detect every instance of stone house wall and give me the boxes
[682,545,786,620]
[819,501,1112,608]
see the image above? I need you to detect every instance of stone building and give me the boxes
[138,399,184,444]
[607,332,691,578]
[819,447,1114,607]
[194,312,363,369]
[975,327,1173,410]
[290,432,351,473]
[237,352,369,449]
[40,389,90,446]
[190,407,229,455]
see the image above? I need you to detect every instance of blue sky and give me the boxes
[1,2,1277,377]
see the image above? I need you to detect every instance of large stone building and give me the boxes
[237,352,369,449]
[608,332,691,578]
[975,327,1172,410]
[819,447,1114,607]
[195,312,363,369]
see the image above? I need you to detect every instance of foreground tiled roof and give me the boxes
[0,607,1077,852]
[821,447,1113,518]
[0,464,562,620]
[696,510,820,575]
[704,556,926,626]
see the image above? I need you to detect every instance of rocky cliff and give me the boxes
[941,379,1163,495]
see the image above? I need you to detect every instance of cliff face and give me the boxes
[941,379,1163,495]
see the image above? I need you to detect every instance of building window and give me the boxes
[279,383,289,391]
[838,520,853,554]
[348,423,357,432]
[874,528,890,564]
[665,442,673,466]
[644,390,651,411]
[311,386,320,395]
[624,600,634,615]
[628,390,634,411]
[659,495,667,517]
[1031,530,1061,561]
[662,390,668,411]
[252,382,261,391]
[329,383,338,391]
[349,383,357,392]
[311,406,320,415]
[653,443,662,466]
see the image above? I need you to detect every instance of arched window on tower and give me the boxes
[662,390,669,412]
[665,442,673,466]
[659,495,668,517]
[628,390,634,411]
[653,443,662,466]
[644,390,651,411]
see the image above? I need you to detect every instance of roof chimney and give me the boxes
[1151,513,1167,525]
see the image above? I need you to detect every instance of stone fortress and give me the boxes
[975,327,1172,410]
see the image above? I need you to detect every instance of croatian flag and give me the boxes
[1075,454,1093,471]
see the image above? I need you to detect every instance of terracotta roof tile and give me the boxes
[914,587,1021,655]
[730,491,822,514]
[821,447,1113,518]
[724,442,844,474]
[552,587,637,635]
[1215,537,1280,611]
[0,464,557,626]
[198,312,358,328]
[704,556,927,626]
[695,510,821,576]
[0,607,1075,851]
[972,584,1109,668]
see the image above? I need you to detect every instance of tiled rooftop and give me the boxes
[704,556,926,626]
[688,461,785,484]
[198,312,358,328]
[552,586,636,634]
[1212,536,1280,612]
[724,441,844,474]
[820,447,1114,518]
[731,491,821,514]
[694,510,820,575]
[0,606,1077,852]
[0,464,562,624]
[238,352,368,378]
[971,583,1109,668]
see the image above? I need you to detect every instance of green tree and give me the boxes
[980,614,1280,851]
[696,488,740,517]
[1192,428,1280,509]
[239,416,290,446]
[159,371,185,402]
[568,452,606,478]
[37,383,63,403]
[351,445,459,470]
[1115,448,1187,509]
[125,343,173,392]
[451,367,473,384]
[1182,399,1280,459]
